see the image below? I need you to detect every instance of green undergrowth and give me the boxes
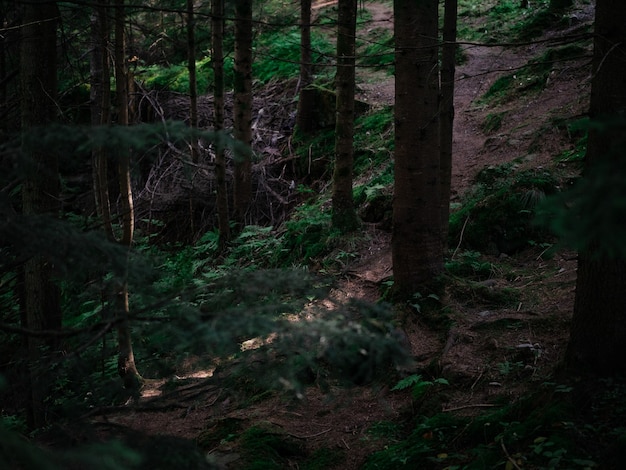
[139,57,219,93]
[553,116,589,165]
[254,29,334,84]
[458,0,581,43]
[449,162,560,255]
[480,44,588,105]
[198,421,344,470]
[358,30,394,73]
[364,379,626,469]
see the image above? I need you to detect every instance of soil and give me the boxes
[92,2,594,468]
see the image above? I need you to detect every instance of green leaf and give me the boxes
[392,374,424,392]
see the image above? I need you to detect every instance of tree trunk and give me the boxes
[440,0,457,247]
[114,0,141,391]
[392,0,443,299]
[233,0,253,227]
[20,0,62,428]
[564,0,626,377]
[549,0,574,10]
[296,0,315,133]
[212,0,230,249]
[187,0,199,239]
[91,0,114,240]
[331,0,359,233]
[0,7,6,134]
[187,0,198,162]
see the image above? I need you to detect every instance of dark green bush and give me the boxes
[449,164,560,254]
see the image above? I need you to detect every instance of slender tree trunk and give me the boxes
[0,9,6,134]
[114,0,141,391]
[187,0,198,162]
[187,0,199,239]
[91,0,114,239]
[233,0,253,227]
[296,0,315,133]
[440,0,457,247]
[564,0,626,377]
[212,0,230,248]
[331,0,359,233]
[392,0,443,299]
[20,0,61,428]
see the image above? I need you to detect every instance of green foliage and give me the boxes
[458,0,539,42]
[254,30,334,84]
[363,413,463,469]
[0,422,142,470]
[537,118,626,258]
[481,75,515,103]
[449,163,559,254]
[409,292,441,315]
[445,251,493,280]
[353,106,394,177]
[201,422,343,470]
[392,374,449,400]
[139,56,226,93]
[481,45,588,104]
[364,380,620,469]
[279,201,338,265]
[457,0,577,43]
[359,31,394,73]
[481,111,506,133]
[556,125,588,164]
[239,425,306,469]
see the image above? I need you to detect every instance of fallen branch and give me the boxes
[443,403,497,412]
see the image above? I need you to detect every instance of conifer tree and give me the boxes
[564,0,626,376]
[392,0,443,299]
[233,0,254,227]
[331,0,359,233]
[20,0,62,428]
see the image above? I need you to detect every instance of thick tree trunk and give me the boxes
[20,0,61,428]
[331,0,359,233]
[440,0,457,247]
[114,0,141,391]
[296,0,315,133]
[392,0,443,299]
[233,0,253,227]
[549,0,574,10]
[564,0,626,377]
[212,0,230,249]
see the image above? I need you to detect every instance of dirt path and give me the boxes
[93,3,591,469]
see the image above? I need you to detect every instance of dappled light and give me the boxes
[3,1,626,469]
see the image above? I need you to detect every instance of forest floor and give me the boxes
[92,2,595,468]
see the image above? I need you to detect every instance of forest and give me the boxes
[1,0,626,468]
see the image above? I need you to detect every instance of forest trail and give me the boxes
[95,2,592,469]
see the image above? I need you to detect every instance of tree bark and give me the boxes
[212,0,230,249]
[564,0,626,377]
[91,0,114,240]
[392,0,443,299]
[20,0,62,428]
[187,0,198,163]
[296,0,315,133]
[233,0,253,227]
[331,0,359,233]
[114,0,141,391]
[440,0,457,247]
[549,0,574,10]
[187,0,199,239]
